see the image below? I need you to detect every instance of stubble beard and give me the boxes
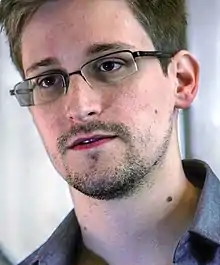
[60,122,173,201]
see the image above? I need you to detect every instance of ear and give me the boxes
[170,50,199,109]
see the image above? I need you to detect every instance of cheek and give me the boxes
[110,75,174,129]
[30,105,68,151]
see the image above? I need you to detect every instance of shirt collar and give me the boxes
[184,159,220,244]
[31,159,220,265]
[174,159,220,264]
[31,211,81,265]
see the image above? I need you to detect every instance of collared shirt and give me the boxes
[18,160,220,265]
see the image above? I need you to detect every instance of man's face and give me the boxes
[21,0,182,200]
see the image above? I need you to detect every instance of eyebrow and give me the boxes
[26,57,60,76]
[86,42,136,56]
[25,42,136,76]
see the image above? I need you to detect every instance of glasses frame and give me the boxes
[10,50,174,107]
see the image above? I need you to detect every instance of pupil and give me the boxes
[103,62,115,71]
[45,77,55,86]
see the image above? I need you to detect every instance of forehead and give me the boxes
[21,0,154,72]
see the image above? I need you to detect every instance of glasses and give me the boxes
[10,50,173,107]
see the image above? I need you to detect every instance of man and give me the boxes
[0,0,220,264]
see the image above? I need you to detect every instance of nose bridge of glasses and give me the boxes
[68,70,88,84]
[67,69,93,92]
[68,70,91,92]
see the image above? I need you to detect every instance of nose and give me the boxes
[64,75,103,122]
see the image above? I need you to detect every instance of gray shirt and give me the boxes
[18,160,220,265]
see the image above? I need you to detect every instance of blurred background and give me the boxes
[0,0,220,264]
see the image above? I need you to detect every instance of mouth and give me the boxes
[67,135,117,151]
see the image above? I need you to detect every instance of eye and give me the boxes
[99,61,123,72]
[36,74,64,89]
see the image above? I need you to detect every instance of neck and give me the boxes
[71,147,200,265]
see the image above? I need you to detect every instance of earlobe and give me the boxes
[173,51,199,109]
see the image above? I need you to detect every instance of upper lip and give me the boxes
[67,134,117,149]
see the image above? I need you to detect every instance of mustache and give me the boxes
[57,121,131,154]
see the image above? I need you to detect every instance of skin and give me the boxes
[21,0,200,264]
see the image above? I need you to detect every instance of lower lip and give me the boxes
[70,137,116,151]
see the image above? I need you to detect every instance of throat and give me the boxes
[73,171,201,265]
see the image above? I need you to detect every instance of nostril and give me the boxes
[88,111,96,116]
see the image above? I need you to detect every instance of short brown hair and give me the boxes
[0,0,187,77]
